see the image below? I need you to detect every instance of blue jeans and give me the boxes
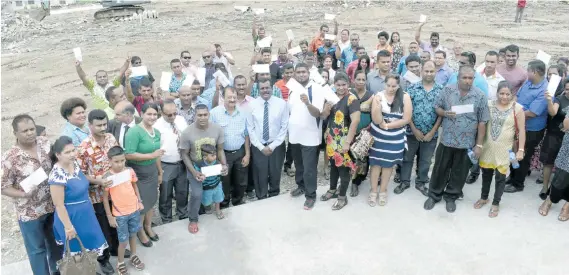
[18,213,63,275]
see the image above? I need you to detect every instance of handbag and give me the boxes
[350,127,374,161]
[57,236,98,275]
[512,103,519,152]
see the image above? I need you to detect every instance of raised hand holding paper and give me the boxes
[202,164,222,177]
[19,168,48,193]
[130,66,148,78]
[536,50,551,65]
[197,68,206,87]
[73,47,82,62]
[325,13,336,20]
[253,8,265,15]
[160,71,172,91]
[288,46,302,55]
[257,36,272,48]
[213,71,231,87]
[286,29,294,40]
[252,64,270,74]
[285,78,307,95]
[547,74,561,96]
[419,14,427,23]
[107,170,131,188]
[324,34,336,41]
[451,104,474,115]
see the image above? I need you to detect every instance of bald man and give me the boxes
[107,101,142,147]
[202,50,216,89]
[269,47,294,84]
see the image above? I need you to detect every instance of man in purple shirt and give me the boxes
[415,22,447,58]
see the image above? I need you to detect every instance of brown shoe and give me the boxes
[117,262,129,275]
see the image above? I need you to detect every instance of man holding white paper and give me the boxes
[154,101,189,223]
[212,44,235,80]
[309,22,338,55]
[288,64,325,210]
[1,114,62,275]
[424,66,490,213]
[121,56,155,97]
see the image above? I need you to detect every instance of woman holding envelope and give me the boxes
[48,136,108,263]
[475,81,525,217]
[124,103,163,247]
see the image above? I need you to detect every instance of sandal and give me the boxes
[558,203,569,222]
[473,199,488,209]
[350,184,359,197]
[129,255,145,271]
[488,205,499,218]
[378,192,388,206]
[538,200,552,216]
[368,192,378,207]
[216,210,225,220]
[331,196,348,210]
[117,262,129,275]
[320,190,338,201]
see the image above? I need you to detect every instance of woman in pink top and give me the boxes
[515,0,526,23]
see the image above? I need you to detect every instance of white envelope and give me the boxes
[322,85,340,105]
[324,13,336,20]
[130,66,148,78]
[324,34,336,41]
[160,71,172,91]
[20,168,48,193]
[73,47,82,62]
[196,68,206,86]
[253,8,265,15]
[213,71,231,87]
[234,5,249,12]
[252,64,270,74]
[182,75,195,87]
[451,104,474,115]
[271,54,278,62]
[285,78,307,95]
[311,70,326,85]
[286,29,294,40]
[288,46,302,55]
[547,74,562,96]
[107,170,131,188]
[403,71,421,84]
[419,14,427,23]
[536,50,551,65]
[257,36,272,48]
[202,164,222,177]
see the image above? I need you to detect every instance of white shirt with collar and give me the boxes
[154,116,188,163]
[247,96,289,151]
[288,82,325,146]
[480,68,506,100]
[119,120,137,148]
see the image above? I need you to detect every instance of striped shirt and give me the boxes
[194,160,221,188]
[209,106,248,151]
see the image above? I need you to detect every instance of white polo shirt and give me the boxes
[154,116,188,163]
[288,82,325,146]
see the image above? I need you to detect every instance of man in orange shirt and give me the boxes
[308,20,338,54]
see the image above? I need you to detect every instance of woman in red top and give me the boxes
[515,0,526,23]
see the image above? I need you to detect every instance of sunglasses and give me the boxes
[202,56,211,59]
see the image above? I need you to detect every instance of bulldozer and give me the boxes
[32,0,151,21]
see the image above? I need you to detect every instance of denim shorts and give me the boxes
[116,211,142,243]
[202,184,224,206]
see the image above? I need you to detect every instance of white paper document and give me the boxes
[253,8,265,15]
[73,47,82,62]
[201,164,222,177]
[182,75,195,87]
[20,168,48,193]
[130,66,148,78]
[286,29,294,40]
[286,78,307,95]
[547,74,561,96]
[256,36,272,48]
[252,64,270,74]
[159,71,172,91]
[234,5,249,12]
[324,34,336,41]
[196,68,206,87]
[419,14,427,23]
[311,70,327,85]
[403,71,421,84]
[213,71,231,87]
[288,46,302,55]
[536,50,551,65]
[322,85,340,105]
[324,13,336,20]
[451,104,474,115]
[271,54,278,62]
[107,170,131,188]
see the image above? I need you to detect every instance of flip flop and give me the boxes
[216,211,225,220]
[188,222,199,234]
[558,204,569,222]
[538,201,552,216]
[488,205,499,218]
[473,199,488,209]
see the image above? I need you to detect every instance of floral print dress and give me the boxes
[391,42,403,74]
[325,93,361,171]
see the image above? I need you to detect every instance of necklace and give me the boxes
[143,125,155,138]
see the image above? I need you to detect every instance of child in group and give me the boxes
[103,146,145,275]
[194,144,225,220]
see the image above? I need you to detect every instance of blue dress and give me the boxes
[369,92,406,168]
[48,162,108,256]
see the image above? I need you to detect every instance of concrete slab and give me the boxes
[2,176,567,275]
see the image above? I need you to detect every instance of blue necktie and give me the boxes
[263,101,269,143]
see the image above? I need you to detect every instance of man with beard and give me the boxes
[497,44,527,95]
[415,22,447,57]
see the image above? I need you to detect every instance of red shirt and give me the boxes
[274,79,290,101]
[517,0,526,8]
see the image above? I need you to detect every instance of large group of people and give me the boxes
[2,6,569,275]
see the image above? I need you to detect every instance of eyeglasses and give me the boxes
[182,56,192,59]
[202,56,211,59]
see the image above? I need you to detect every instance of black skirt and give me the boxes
[540,132,564,165]
[550,169,569,204]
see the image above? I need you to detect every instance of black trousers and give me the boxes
[252,143,286,199]
[508,130,545,189]
[93,202,119,263]
[246,150,255,193]
[329,161,351,197]
[428,144,471,202]
[222,146,248,205]
[284,140,294,170]
[291,143,320,199]
[480,168,506,205]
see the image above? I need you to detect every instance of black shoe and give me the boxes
[465,173,479,184]
[415,185,429,197]
[536,173,544,184]
[458,193,464,200]
[393,183,410,194]
[138,234,153,247]
[424,198,437,210]
[247,190,256,200]
[290,188,305,197]
[446,200,457,213]
[504,184,523,193]
[303,198,315,210]
[232,199,246,206]
[110,249,131,258]
[393,172,401,183]
[99,261,114,275]
[220,201,230,209]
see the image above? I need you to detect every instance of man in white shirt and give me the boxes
[212,44,235,80]
[154,100,189,223]
[288,63,325,210]
[247,79,289,200]
[477,50,506,101]
[107,101,140,148]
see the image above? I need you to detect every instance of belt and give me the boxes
[161,161,183,165]
[224,146,244,154]
[203,182,219,190]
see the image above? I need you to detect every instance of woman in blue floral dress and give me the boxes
[48,136,108,258]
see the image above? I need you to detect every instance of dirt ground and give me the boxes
[1,0,569,266]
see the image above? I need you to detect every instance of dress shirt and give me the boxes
[366,70,388,94]
[516,78,549,131]
[210,106,248,151]
[247,96,289,151]
[446,71,489,96]
[435,65,454,86]
[119,120,136,148]
[154,116,188,163]
[480,69,506,100]
[61,121,90,147]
